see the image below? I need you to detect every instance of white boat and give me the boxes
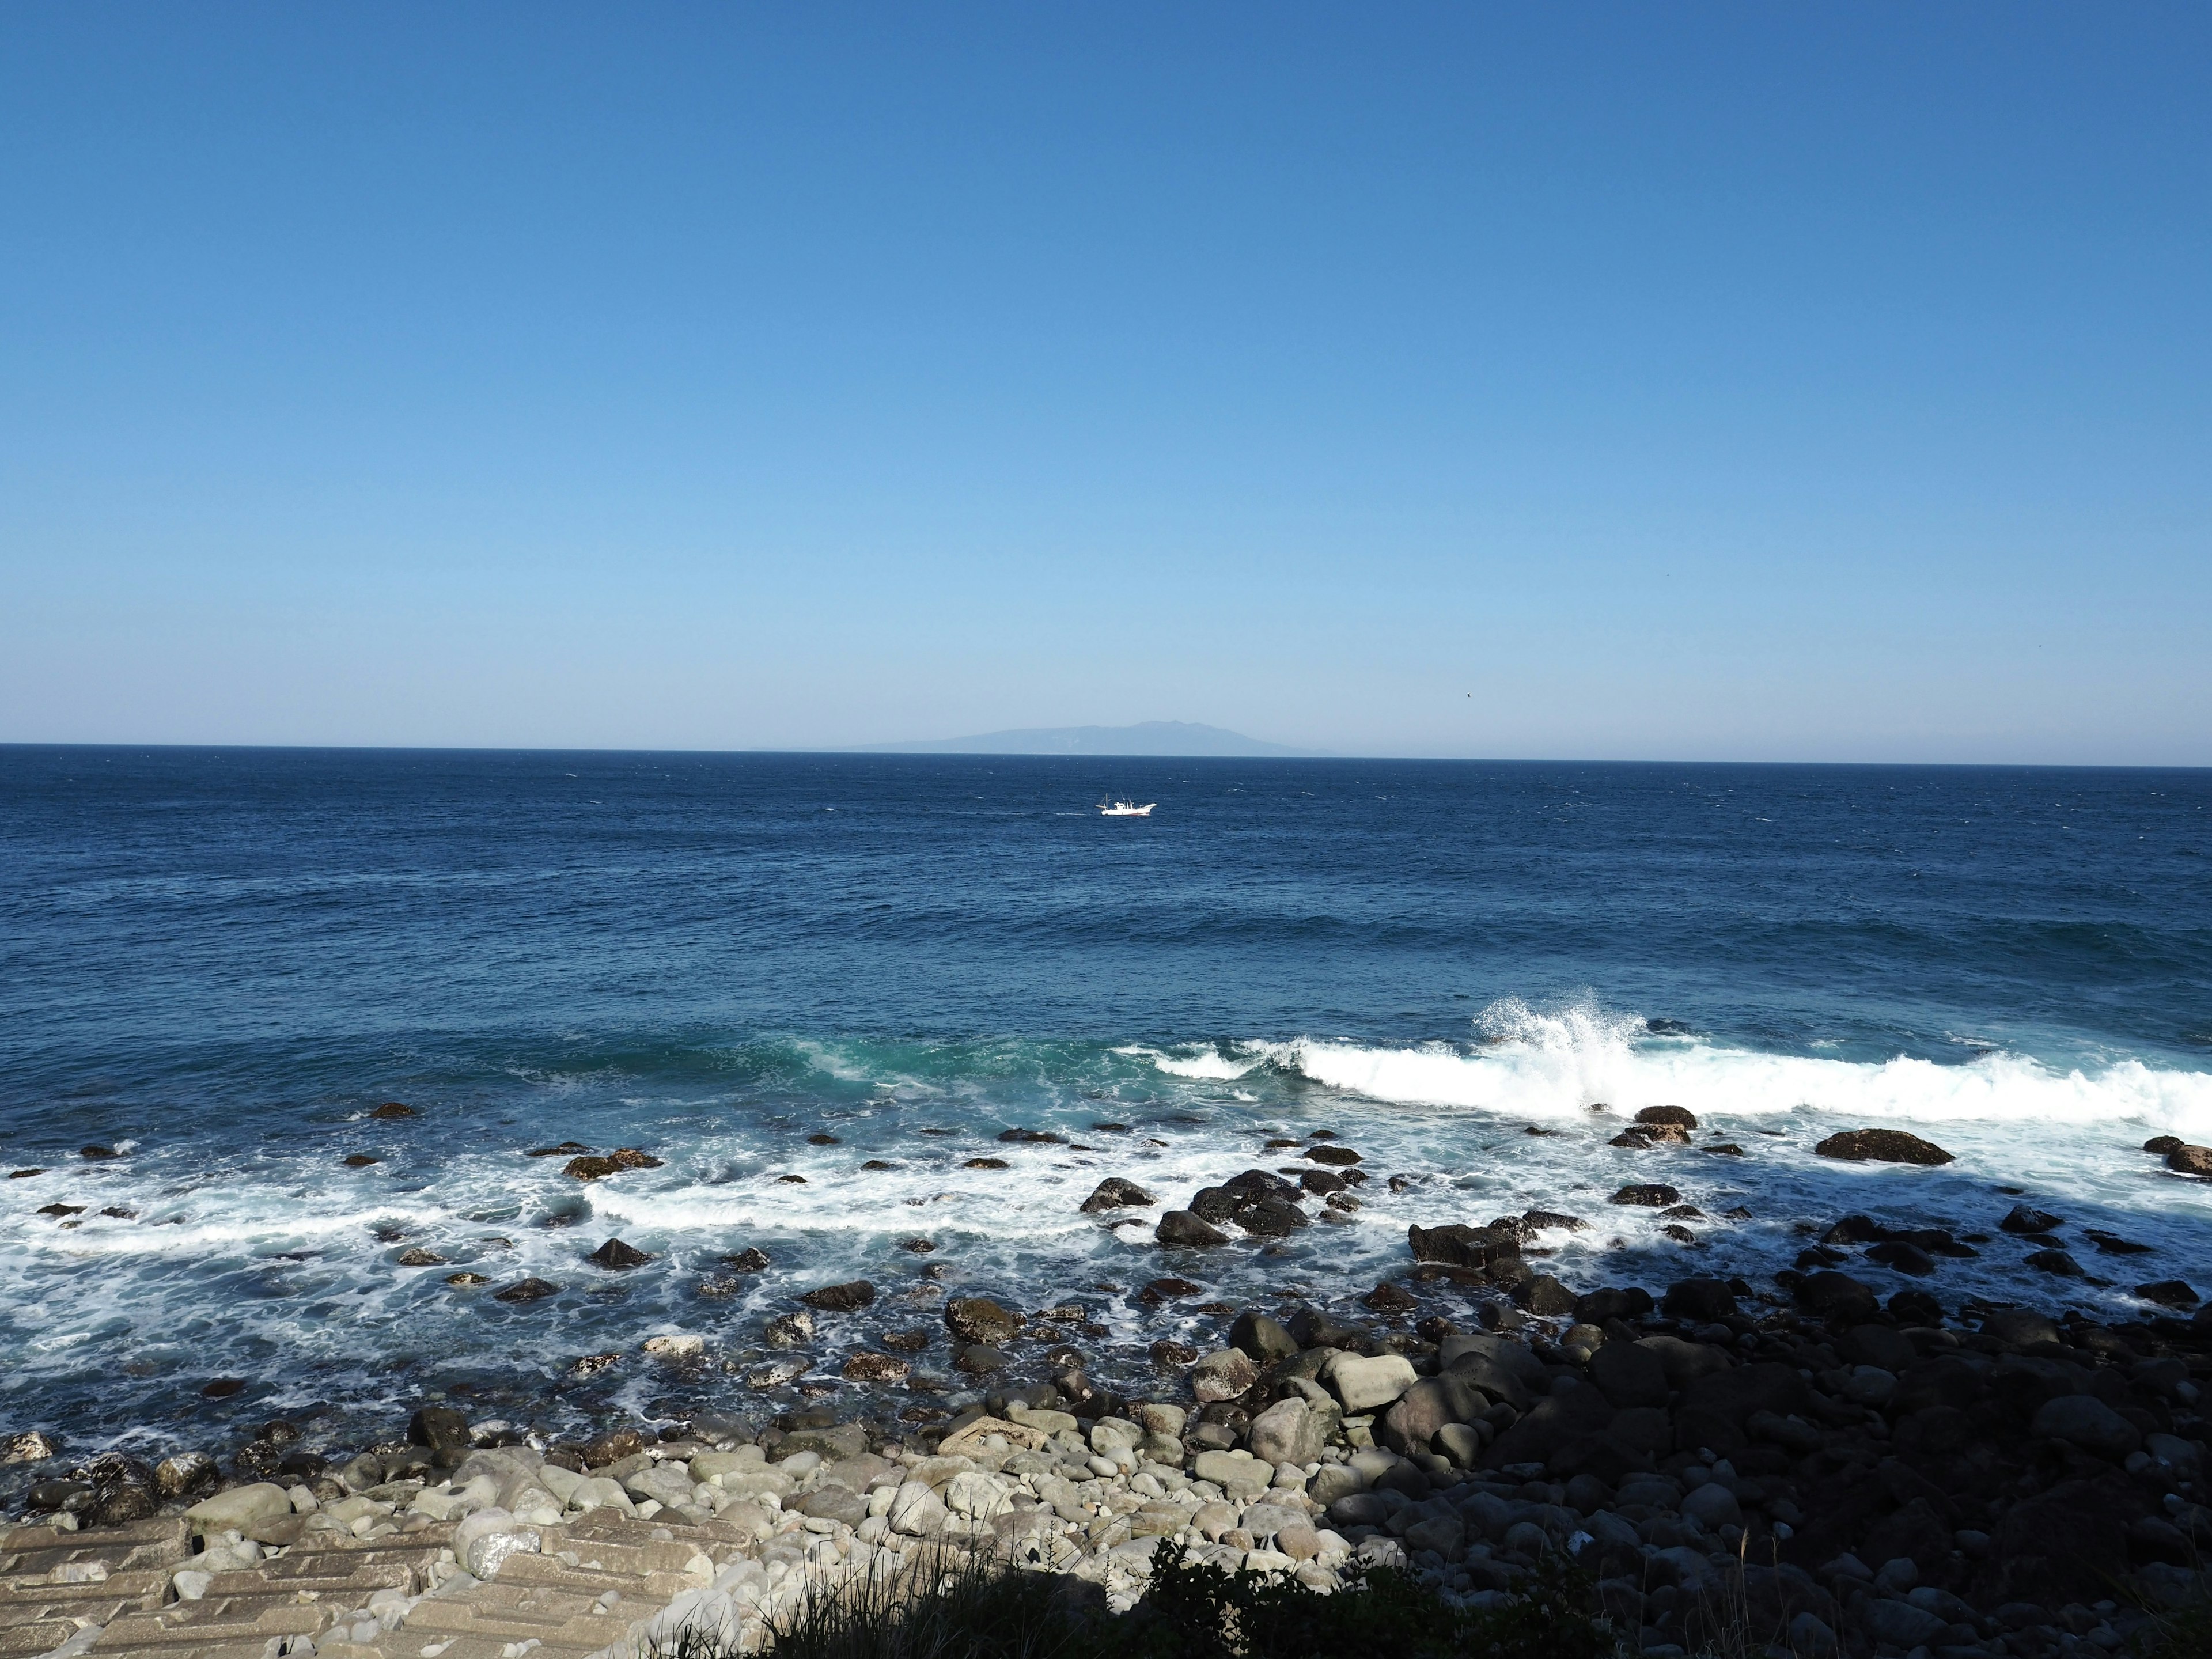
[1097,797,1156,817]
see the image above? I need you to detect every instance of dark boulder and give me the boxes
[944,1296,1019,1344]
[1980,1306,2060,1349]
[1887,1287,1942,1325]
[370,1102,416,1119]
[1304,1145,1362,1166]
[1380,1373,1490,1456]
[1439,1333,1548,1410]
[721,1247,771,1272]
[1789,1271,1880,1324]
[2025,1248,2084,1277]
[2143,1135,2182,1155]
[1609,1184,1680,1206]
[2166,1143,2212,1175]
[2135,1279,2199,1309]
[1814,1128,1953,1165]
[1676,1362,1817,1458]
[1589,1340,1669,1408]
[800,1280,877,1312]
[1865,1240,1935,1276]
[493,1277,560,1304]
[1572,1286,1653,1325]
[1981,1476,2146,1605]
[1080,1178,1154,1213]
[1635,1105,1698,1130]
[1156,1210,1229,1246]
[1229,1310,1297,1363]
[586,1238,653,1270]
[1478,1378,1613,1470]
[1407,1222,1522,1270]
[1661,1278,1738,1322]
[2001,1203,2063,1233]
[1512,1274,1577,1316]
[408,1404,472,1468]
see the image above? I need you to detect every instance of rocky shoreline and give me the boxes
[7,1119,2212,1656]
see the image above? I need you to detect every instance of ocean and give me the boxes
[2,746,2208,1479]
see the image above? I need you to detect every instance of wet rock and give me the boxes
[1789,1271,1880,1324]
[1814,1128,1953,1165]
[1589,1340,1670,1408]
[955,1343,1007,1374]
[1866,1240,1936,1275]
[1229,1310,1297,1363]
[1364,1281,1418,1313]
[1080,1177,1154,1213]
[1407,1222,1522,1270]
[528,1141,593,1156]
[764,1312,815,1347]
[2143,1134,2183,1155]
[961,1156,1009,1170]
[721,1247,771,1272]
[945,1297,1020,1344]
[2001,1203,2063,1233]
[1379,1373,1486,1456]
[2166,1143,2212,1175]
[1636,1105,1698,1130]
[1191,1348,1261,1402]
[807,1132,841,1145]
[1512,1274,1577,1316]
[445,1271,489,1286]
[564,1148,664,1180]
[586,1238,653,1270]
[1980,1307,2061,1349]
[80,1144,120,1160]
[153,1452,217,1499]
[1138,1276,1203,1303]
[842,1352,911,1384]
[493,1277,560,1304]
[1573,1286,1653,1324]
[370,1101,415,1119]
[1609,1184,1680,1206]
[1887,1287,1942,1324]
[1156,1209,1229,1246]
[861,1158,896,1171]
[1661,1278,1737,1321]
[2135,1279,2199,1308]
[3,1430,60,1465]
[409,1405,472,1469]
[1150,1339,1198,1367]
[2083,1228,2152,1255]
[396,1247,447,1267]
[2025,1248,2083,1277]
[800,1280,876,1313]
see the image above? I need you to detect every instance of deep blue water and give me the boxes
[2,747,2208,1471]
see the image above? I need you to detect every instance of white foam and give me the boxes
[1260,999,2212,1138]
[1118,1044,1271,1080]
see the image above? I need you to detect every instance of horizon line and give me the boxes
[2,740,2207,772]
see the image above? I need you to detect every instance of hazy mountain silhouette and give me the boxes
[855,721,1324,757]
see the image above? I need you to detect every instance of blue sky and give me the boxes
[2,4,2207,761]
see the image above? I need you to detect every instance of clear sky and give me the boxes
[2,5,2207,762]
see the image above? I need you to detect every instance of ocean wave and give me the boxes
[1122,998,2212,1135]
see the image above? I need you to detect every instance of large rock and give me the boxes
[1156,1210,1229,1246]
[1513,1274,1577,1316]
[1661,1278,1738,1322]
[1080,1178,1154,1213]
[1675,1363,1816,1457]
[1324,1352,1418,1413]
[944,1297,1020,1344]
[2165,1144,2212,1175]
[1190,1348,1260,1403]
[408,1405,472,1469]
[2032,1395,2142,1460]
[1609,1184,1680,1206]
[887,1480,948,1536]
[1790,1271,1881,1324]
[586,1237,653,1270]
[1477,1380,1613,1471]
[184,1483,291,1531]
[1814,1129,1953,1165]
[1407,1223,1522,1271]
[1438,1332,1548,1410]
[1589,1340,1669,1408]
[1573,1287,1653,1325]
[800,1280,876,1313]
[1229,1310,1297,1364]
[1247,1398,1323,1466]
[1984,1478,2144,1605]
[1379,1374,1486,1456]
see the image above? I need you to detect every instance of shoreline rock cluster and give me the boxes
[10,1118,2212,1657]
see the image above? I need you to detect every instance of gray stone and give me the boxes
[1191,1347,1261,1403]
[1229,1310,1298,1363]
[1681,1481,1743,1531]
[1858,1597,1948,1647]
[1403,1514,1465,1557]
[1589,1340,1669,1408]
[1247,1398,1321,1467]
[1325,1352,1418,1413]
[2031,1395,2142,1460]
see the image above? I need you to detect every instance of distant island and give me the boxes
[853,721,1324,757]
